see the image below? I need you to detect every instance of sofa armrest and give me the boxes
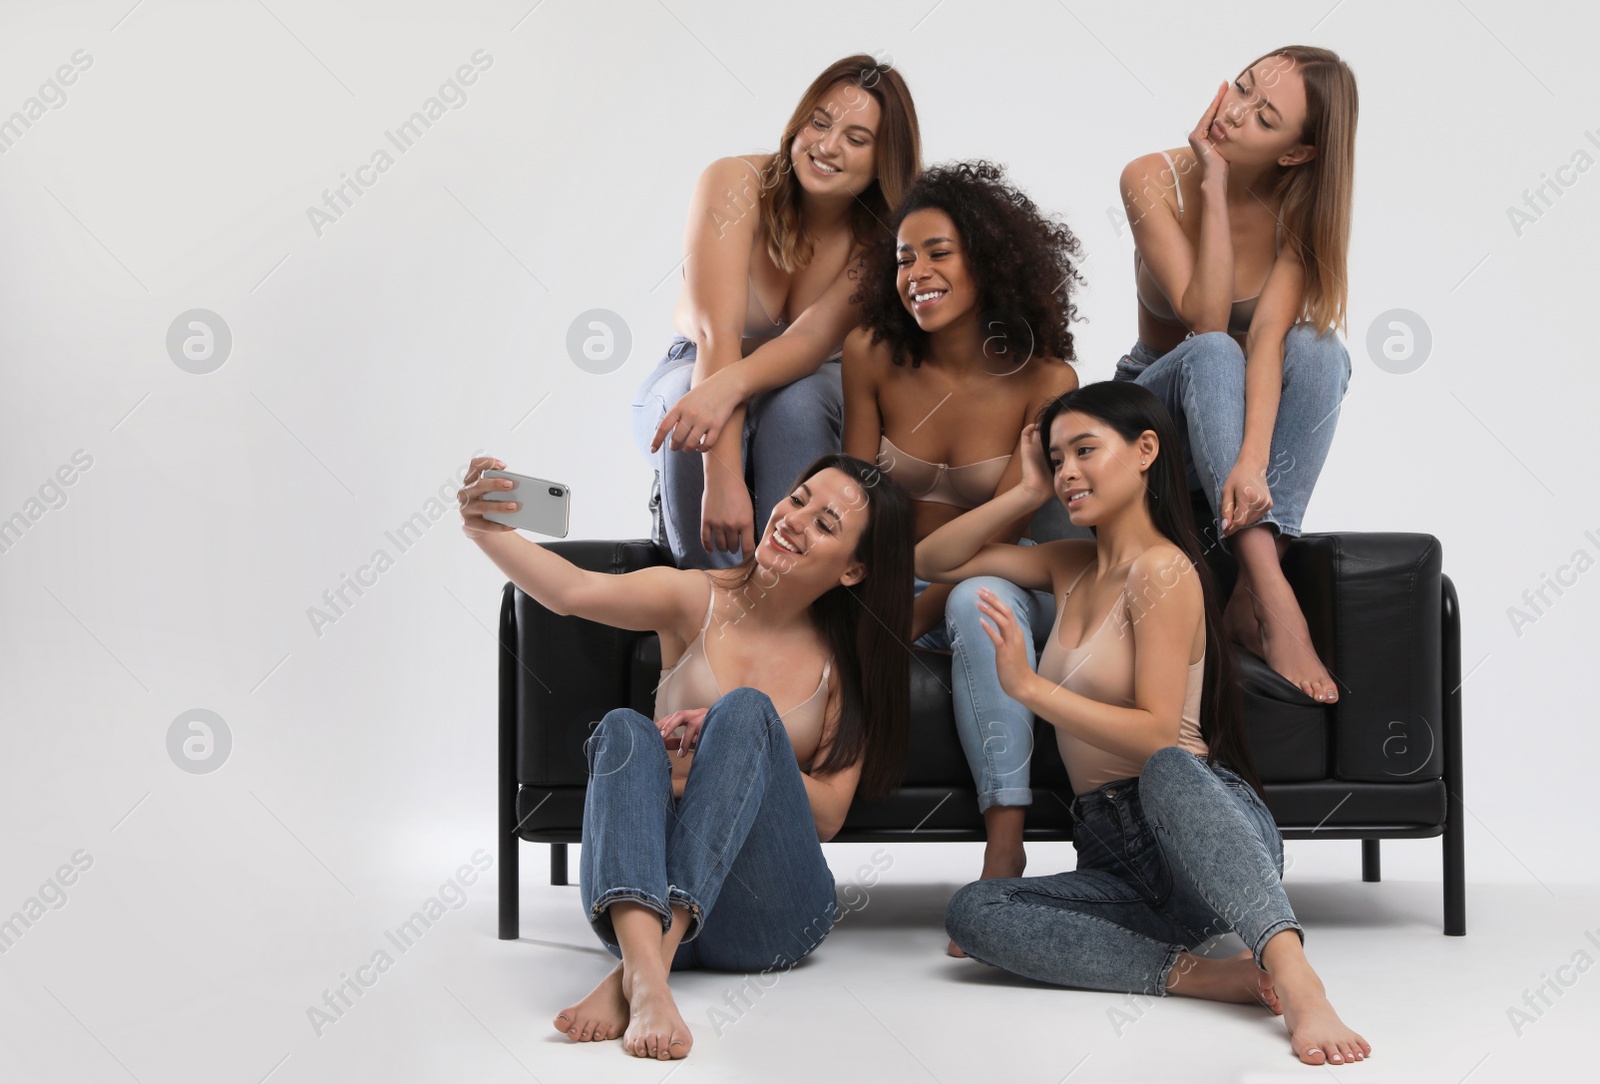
[1282,532,1445,782]
[500,538,675,788]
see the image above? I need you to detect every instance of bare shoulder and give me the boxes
[1125,543,1202,618]
[1033,538,1096,598]
[651,566,719,654]
[1120,150,1189,219]
[844,325,890,369]
[1029,355,1080,404]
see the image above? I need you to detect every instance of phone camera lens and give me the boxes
[548,486,563,497]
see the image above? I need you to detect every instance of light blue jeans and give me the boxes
[631,335,844,570]
[945,746,1302,995]
[580,688,838,970]
[1114,325,1352,539]
[914,537,1058,813]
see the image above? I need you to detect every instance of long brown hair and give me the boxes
[1243,45,1358,336]
[711,454,914,801]
[757,54,922,273]
[1036,382,1264,798]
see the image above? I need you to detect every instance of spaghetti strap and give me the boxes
[1160,150,1184,220]
[697,569,717,632]
[1063,561,1095,598]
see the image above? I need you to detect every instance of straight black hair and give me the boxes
[1036,382,1264,798]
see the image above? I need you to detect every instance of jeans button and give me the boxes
[1105,787,1117,799]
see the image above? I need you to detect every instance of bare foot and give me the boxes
[620,965,692,1060]
[1249,582,1339,703]
[1223,580,1263,655]
[948,840,1027,958]
[1166,950,1280,1013]
[553,962,628,1043]
[1275,961,1369,1065]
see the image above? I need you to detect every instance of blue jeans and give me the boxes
[631,335,844,570]
[915,538,1058,812]
[1114,325,1352,539]
[579,688,838,971]
[945,746,1302,995]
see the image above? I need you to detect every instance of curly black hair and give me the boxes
[853,160,1086,368]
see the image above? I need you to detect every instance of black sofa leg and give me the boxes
[498,584,520,941]
[1361,839,1381,882]
[551,843,569,886]
[1441,577,1466,936]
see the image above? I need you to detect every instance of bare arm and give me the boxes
[1122,153,1234,335]
[798,689,862,842]
[459,457,698,633]
[1219,248,1305,533]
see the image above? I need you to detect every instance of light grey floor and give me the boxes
[6,828,1584,1083]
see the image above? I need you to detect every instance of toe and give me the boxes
[1298,1044,1326,1066]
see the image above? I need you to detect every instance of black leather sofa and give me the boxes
[495,509,1465,939]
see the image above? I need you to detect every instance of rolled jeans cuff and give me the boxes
[1250,918,1304,972]
[976,785,1034,814]
[666,885,706,944]
[587,887,672,947]
[1150,941,1189,998]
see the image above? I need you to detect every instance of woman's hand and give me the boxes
[457,456,518,539]
[974,587,1034,701]
[702,474,755,558]
[651,367,744,454]
[1015,421,1055,504]
[1220,456,1273,535]
[657,708,709,758]
[1187,81,1230,184]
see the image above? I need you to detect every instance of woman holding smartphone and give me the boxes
[460,453,911,1060]
[842,161,1082,944]
[919,382,1368,1067]
[632,53,922,570]
[1116,46,1357,703]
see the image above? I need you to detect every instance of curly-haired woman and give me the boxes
[842,162,1082,949]
[631,54,922,570]
[1115,46,1357,702]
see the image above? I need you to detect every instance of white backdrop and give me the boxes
[2,1,1596,1080]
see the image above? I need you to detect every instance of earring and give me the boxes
[1140,459,1147,467]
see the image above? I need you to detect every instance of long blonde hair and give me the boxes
[1245,46,1358,336]
[757,55,922,272]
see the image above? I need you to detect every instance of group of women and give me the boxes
[457,47,1369,1068]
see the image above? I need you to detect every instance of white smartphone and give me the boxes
[480,469,571,537]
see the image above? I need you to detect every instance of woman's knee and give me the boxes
[701,687,785,749]
[944,879,1005,948]
[948,576,1030,623]
[751,367,843,425]
[588,709,661,773]
[1176,332,1246,385]
[1282,323,1351,395]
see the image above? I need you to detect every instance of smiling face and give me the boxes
[1210,55,1317,170]
[755,466,869,591]
[789,79,882,199]
[895,207,977,334]
[1046,411,1157,526]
